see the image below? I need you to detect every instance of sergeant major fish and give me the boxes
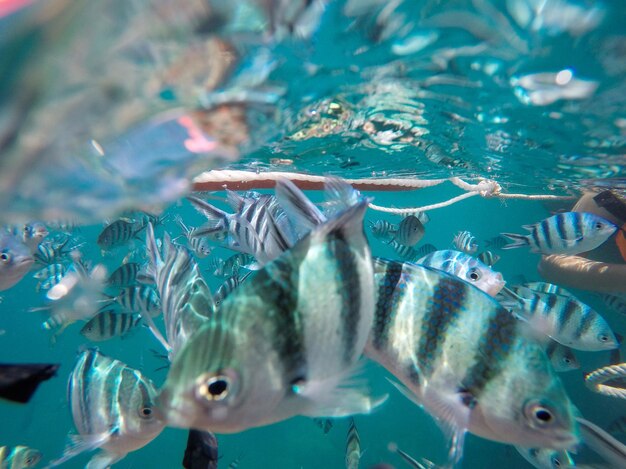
[97,218,146,250]
[106,262,140,288]
[80,310,142,342]
[393,215,426,247]
[157,180,380,433]
[366,259,579,467]
[48,349,164,469]
[346,418,361,469]
[500,212,617,255]
[452,231,478,254]
[417,250,505,297]
[0,232,33,291]
[0,445,42,468]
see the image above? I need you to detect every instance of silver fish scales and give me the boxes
[367,258,578,467]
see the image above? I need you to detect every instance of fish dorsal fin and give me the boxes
[521,223,536,231]
[225,189,245,212]
[323,177,361,217]
[187,196,228,230]
[275,179,326,230]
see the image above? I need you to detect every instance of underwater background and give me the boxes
[1,0,626,468]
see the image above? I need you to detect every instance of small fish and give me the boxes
[523,282,573,297]
[158,181,380,433]
[476,251,500,267]
[0,232,33,291]
[175,215,212,259]
[209,253,257,278]
[48,349,164,468]
[484,235,509,250]
[515,445,575,469]
[390,241,437,262]
[501,286,618,352]
[545,341,580,373]
[500,212,617,255]
[452,231,478,254]
[33,263,66,281]
[116,285,161,317]
[394,215,425,247]
[106,262,140,288]
[34,236,72,265]
[601,293,626,316]
[97,218,146,250]
[370,220,397,240]
[346,418,361,469]
[314,418,333,434]
[367,259,579,467]
[0,445,42,468]
[80,310,142,342]
[417,250,505,297]
[0,363,59,403]
[21,221,48,253]
[182,430,219,469]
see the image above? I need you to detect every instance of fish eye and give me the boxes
[0,252,11,263]
[525,401,555,426]
[196,374,231,401]
[563,357,571,364]
[595,222,604,229]
[598,333,610,342]
[139,406,154,418]
[467,268,481,281]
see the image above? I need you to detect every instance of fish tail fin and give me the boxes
[187,196,228,231]
[225,189,246,211]
[275,178,326,230]
[500,232,530,250]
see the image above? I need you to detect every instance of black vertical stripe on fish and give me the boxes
[574,308,596,340]
[557,299,578,334]
[556,214,567,243]
[79,351,98,434]
[531,226,541,250]
[540,219,553,250]
[373,261,404,350]
[573,213,583,241]
[331,231,361,365]
[544,294,558,318]
[261,259,307,386]
[417,277,466,375]
[462,307,517,397]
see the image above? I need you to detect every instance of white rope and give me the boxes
[585,363,626,399]
[369,191,479,215]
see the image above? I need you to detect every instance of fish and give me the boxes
[145,224,214,359]
[33,236,72,265]
[500,212,617,255]
[115,285,161,318]
[158,181,380,433]
[182,430,219,469]
[188,191,297,266]
[209,253,257,278]
[36,272,65,292]
[393,215,425,247]
[545,341,580,373]
[21,221,48,253]
[601,293,626,316]
[97,218,146,250]
[346,418,361,469]
[0,445,42,468]
[175,215,212,259]
[367,259,579,467]
[48,349,164,468]
[390,241,437,262]
[484,235,509,250]
[33,263,66,281]
[476,250,500,267]
[106,262,140,288]
[370,220,397,240]
[0,363,59,403]
[522,282,573,297]
[314,418,333,434]
[417,249,506,297]
[0,232,33,291]
[452,231,478,254]
[213,275,245,308]
[500,286,618,352]
[80,310,142,342]
[515,445,575,469]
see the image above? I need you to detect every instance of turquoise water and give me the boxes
[1,0,626,468]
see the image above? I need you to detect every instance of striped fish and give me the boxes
[545,341,580,373]
[390,241,437,262]
[48,349,164,468]
[33,263,66,280]
[602,293,626,316]
[106,262,140,288]
[80,310,142,342]
[515,446,574,469]
[0,445,42,468]
[175,215,212,258]
[500,212,617,255]
[97,218,145,250]
[523,282,573,297]
[209,253,256,278]
[115,285,161,318]
[366,259,578,466]
[158,182,379,433]
[188,191,297,266]
[452,231,478,254]
[484,235,509,250]
[417,250,505,297]
[34,236,72,265]
[502,286,618,352]
[145,224,214,359]
[345,418,361,469]
[477,250,500,267]
[213,274,250,308]
[369,220,396,240]
[394,215,425,247]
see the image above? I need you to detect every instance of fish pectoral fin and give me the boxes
[46,431,115,468]
[295,371,387,418]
